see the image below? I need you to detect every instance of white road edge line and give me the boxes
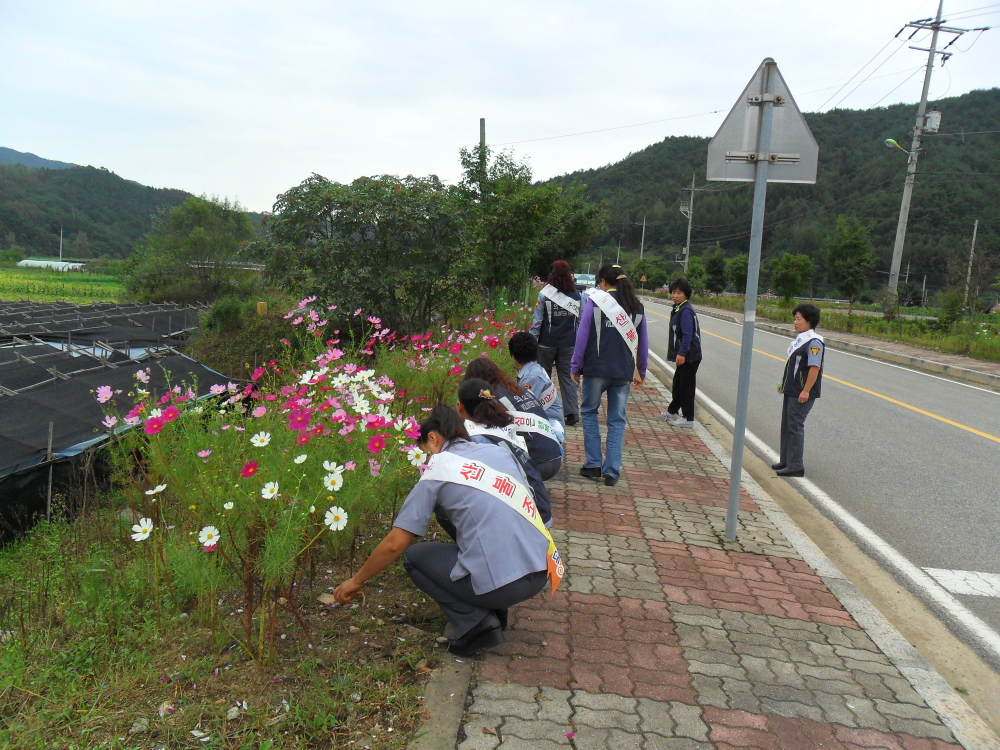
[645,298,1000,396]
[644,361,1000,749]
[650,347,1000,667]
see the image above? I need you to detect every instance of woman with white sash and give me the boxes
[333,405,554,656]
[570,263,649,486]
[773,304,825,478]
[456,377,553,527]
[529,260,583,424]
[465,358,564,482]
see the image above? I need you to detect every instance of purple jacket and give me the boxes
[570,294,648,379]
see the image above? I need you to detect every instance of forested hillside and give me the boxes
[0,147,75,170]
[0,163,192,258]
[551,88,1000,300]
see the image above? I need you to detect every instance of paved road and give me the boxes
[643,298,1000,638]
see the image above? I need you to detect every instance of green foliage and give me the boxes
[628,257,668,289]
[727,254,750,292]
[684,256,708,294]
[826,215,875,311]
[0,163,191,258]
[0,266,121,302]
[122,196,257,303]
[705,251,728,293]
[548,88,1000,300]
[1,247,24,262]
[770,253,816,303]
[936,288,965,330]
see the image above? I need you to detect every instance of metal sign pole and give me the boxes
[725,61,777,541]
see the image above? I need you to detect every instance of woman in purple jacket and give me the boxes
[570,263,648,486]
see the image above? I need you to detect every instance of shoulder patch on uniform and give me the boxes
[810,345,821,356]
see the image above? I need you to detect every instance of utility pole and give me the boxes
[964,219,978,306]
[680,174,696,272]
[639,216,646,260]
[887,1,986,312]
[921,274,927,307]
[58,226,63,261]
[616,241,621,264]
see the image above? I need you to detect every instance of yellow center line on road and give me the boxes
[646,307,1000,445]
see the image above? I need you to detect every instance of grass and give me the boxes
[0,265,122,303]
[667,292,1000,365]
[0,294,536,748]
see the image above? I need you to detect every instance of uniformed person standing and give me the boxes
[773,303,825,478]
[529,260,582,425]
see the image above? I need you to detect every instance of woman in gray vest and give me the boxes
[333,405,550,656]
[569,263,649,486]
[529,260,582,424]
[773,304,825,477]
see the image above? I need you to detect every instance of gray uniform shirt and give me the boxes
[517,361,564,426]
[393,439,549,595]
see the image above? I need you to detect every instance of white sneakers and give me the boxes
[660,410,695,428]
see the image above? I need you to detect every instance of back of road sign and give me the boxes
[706,59,818,184]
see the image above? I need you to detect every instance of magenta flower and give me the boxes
[449,365,462,376]
[296,433,310,446]
[162,405,180,422]
[449,343,462,354]
[287,408,312,431]
[241,461,258,478]
[367,433,388,454]
[251,366,266,381]
[95,385,113,403]
[144,417,165,435]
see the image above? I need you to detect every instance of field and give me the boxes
[0,265,122,303]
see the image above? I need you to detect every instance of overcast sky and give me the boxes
[0,1,996,212]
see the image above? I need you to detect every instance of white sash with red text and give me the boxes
[539,284,580,318]
[420,450,564,594]
[589,289,640,365]
[498,398,562,446]
[463,420,528,453]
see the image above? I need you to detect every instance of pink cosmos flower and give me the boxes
[124,415,141,427]
[353,308,362,316]
[102,415,118,429]
[162,405,180,422]
[486,335,500,349]
[292,317,303,325]
[197,450,212,458]
[345,461,356,471]
[251,366,266,381]
[367,433,388,454]
[449,343,462,354]
[296,433,309,446]
[144,417,165,435]
[136,369,151,384]
[287,408,312,431]
[281,338,292,346]
[210,384,226,395]
[449,365,461,376]
[253,406,267,418]
[369,458,382,477]
[96,385,113,403]
[241,461,258,478]
[327,304,338,311]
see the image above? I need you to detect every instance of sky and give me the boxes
[0,1,996,212]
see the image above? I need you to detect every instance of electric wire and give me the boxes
[488,109,726,147]
[870,67,924,107]
[828,40,911,111]
[814,36,902,111]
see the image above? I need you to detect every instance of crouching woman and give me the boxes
[333,405,562,656]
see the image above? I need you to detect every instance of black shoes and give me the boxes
[494,608,509,631]
[580,466,601,479]
[564,413,579,426]
[604,475,619,486]
[448,613,504,656]
[775,467,804,477]
[771,462,786,471]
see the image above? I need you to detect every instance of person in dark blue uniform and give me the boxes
[773,303,825,478]
[661,277,702,428]
[529,260,582,425]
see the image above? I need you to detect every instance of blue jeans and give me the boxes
[580,376,631,479]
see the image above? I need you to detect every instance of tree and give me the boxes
[705,250,728,293]
[826,215,874,315]
[682,257,708,295]
[628,257,668,290]
[253,174,473,331]
[769,253,815,304]
[727,254,750,293]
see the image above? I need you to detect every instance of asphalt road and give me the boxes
[643,299,1000,636]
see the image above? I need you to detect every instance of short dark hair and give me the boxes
[418,405,469,445]
[792,303,821,329]
[669,277,693,299]
[507,331,538,364]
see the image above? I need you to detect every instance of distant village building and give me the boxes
[16,259,86,272]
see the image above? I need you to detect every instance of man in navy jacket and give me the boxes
[662,277,702,427]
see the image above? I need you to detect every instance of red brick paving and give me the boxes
[649,540,859,628]
[704,708,961,749]
[626,466,760,512]
[548,486,644,538]
[479,591,697,704]
[623,427,716,453]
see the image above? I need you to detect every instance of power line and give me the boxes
[488,109,726,147]
[829,40,911,110]
[870,67,924,107]
[925,129,1000,136]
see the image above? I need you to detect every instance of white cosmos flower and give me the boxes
[377,404,392,420]
[149,408,163,418]
[407,447,428,467]
[294,454,308,464]
[223,502,234,510]
[261,481,279,499]
[353,398,371,415]
[145,484,167,496]
[332,374,349,387]
[131,517,153,541]
[198,525,221,546]
[250,431,271,447]
[393,417,408,431]
[323,473,344,492]
[322,460,344,474]
[298,370,315,385]
[324,506,348,531]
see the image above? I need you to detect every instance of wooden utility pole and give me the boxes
[963,219,978,307]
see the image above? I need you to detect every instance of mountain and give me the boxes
[0,147,76,170]
[0,162,193,259]
[550,88,1000,299]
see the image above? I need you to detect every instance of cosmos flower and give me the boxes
[131,517,153,541]
[198,525,221,546]
[324,506,348,531]
[407,447,427,466]
[241,461,258,478]
[145,483,167,495]
[261,481,279,499]
[250,431,271,447]
[323,473,344,492]
[96,385,113,403]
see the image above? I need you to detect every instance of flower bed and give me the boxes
[0,297,533,748]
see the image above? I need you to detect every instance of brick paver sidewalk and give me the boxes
[456,378,967,749]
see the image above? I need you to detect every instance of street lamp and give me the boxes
[885,138,909,154]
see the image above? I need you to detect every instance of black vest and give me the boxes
[539,291,582,348]
[781,338,824,399]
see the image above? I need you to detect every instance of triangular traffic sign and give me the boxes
[707,58,818,184]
